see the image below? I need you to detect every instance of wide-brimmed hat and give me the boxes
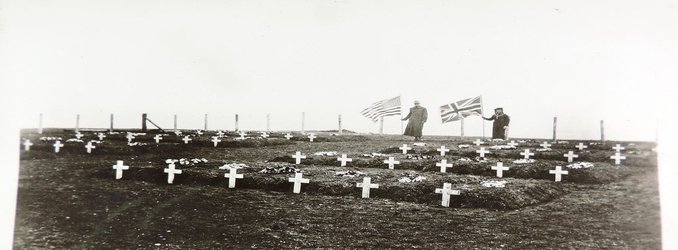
[494,107,503,111]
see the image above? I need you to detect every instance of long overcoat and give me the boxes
[403,106,428,137]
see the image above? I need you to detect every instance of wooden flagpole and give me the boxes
[480,95,485,140]
[460,116,465,139]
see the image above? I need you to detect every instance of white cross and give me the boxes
[211,136,221,147]
[239,131,246,140]
[260,132,269,138]
[224,168,243,188]
[53,141,64,153]
[491,162,509,178]
[164,163,182,184]
[383,157,400,170]
[97,133,106,141]
[337,154,352,167]
[308,133,316,142]
[399,144,412,154]
[182,136,192,144]
[435,183,461,207]
[23,139,33,151]
[575,143,588,151]
[507,141,518,148]
[292,151,306,164]
[610,152,626,165]
[112,160,129,180]
[85,141,96,154]
[284,133,293,140]
[75,132,83,139]
[563,151,578,163]
[174,130,182,135]
[216,131,225,137]
[436,159,453,173]
[437,146,450,156]
[288,172,309,194]
[154,134,163,143]
[476,147,490,158]
[520,149,534,160]
[540,141,551,149]
[473,139,484,147]
[126,134,135,143]
[196,130,203,136]
[357,177,379,198]
[549,166,568,182]
[613,144,625,152]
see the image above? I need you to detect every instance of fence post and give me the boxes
[338,114,342,135]
[75,114,80,133]
[109,113,114,132]
[174,114,178,132]
[142,113,147,132]
[38,113,43,134]
[600,120,605,142]
[301,112,305,134]
[379,117,384,135]
[204,114,208,131]
[267,114,270,132]
[552,117,557,142]
[235,114,239,131]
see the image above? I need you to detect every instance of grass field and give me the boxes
[13,129,661,248]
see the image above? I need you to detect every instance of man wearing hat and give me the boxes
[483,108,510,140]
[402,100,428,141]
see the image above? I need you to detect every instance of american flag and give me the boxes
[440,96,483,123]
[361,96,401,122]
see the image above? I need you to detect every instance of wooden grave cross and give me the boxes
[292,151,306,164]
[308,133,316,142]
[399,144,412,154]
[491,162,509,178]
[383,157,400,170]
[53,141,64,153]
[75,132,84,139]
[610,152,626,165]
[437,146,450,156]
[476,147,490,158]
[337,154,352,167]
[85,141,96,154]
[97,133,106,141]
[182,135,192,144]
[575,142,588,151]
[435,183,461,207]
[288,172,310,194]
[23,139,33,151]
[154,134,163,143]
[507,140,519,148]
[613,144,625,152]
[225,168,243,188]
[211,136,221,147]
[112,160,129,180]
[356,177,379,198]
[126,133,135,143]
[563,151,578,163]
[473,139,484,147]
[520,149,534,160]
[436,159,452,173]
[540,141,552,149]
[284,133,293,140]
[549,166,568,182]
[164,162,182,184]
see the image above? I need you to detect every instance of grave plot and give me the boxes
[267,153,641,184]
[92,162,571,210]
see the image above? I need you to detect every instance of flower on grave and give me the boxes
[127,142,148,146]
[108,132,120,134]
[405,154,434,160]
[518,140,527,143]
[335,170,365,178]
[412,142,426,147]
[313,151,338,157]
[165,159,179,164]
[480,180,507,188]
[90,140,102,144]
[177,158,208,166]
[40,137,63,142]
[66,139,84,143]
[536,148,552,152]
[259,165,300,174]
[490,145,515,150]
[219,163,248,170]
[557,141,570,144]
[566,162,594,169]
[457,144,470,148]
[512,159,536,164]
[398,173,427,183]
[361,153,386,158]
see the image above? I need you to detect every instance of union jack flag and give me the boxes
[361,96,401,122]
[440,96,483,123]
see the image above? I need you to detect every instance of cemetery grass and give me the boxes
[14,130,661,249]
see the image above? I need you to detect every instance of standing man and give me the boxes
[483,107,510,140]
[402,100,428,141]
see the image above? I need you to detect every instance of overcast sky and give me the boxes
[1,0,676,141]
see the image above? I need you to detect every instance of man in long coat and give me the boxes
[402,100,428,141]
[483,107,510,140]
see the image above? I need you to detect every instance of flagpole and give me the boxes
[400,94,403,135]
[480,95,485,140]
